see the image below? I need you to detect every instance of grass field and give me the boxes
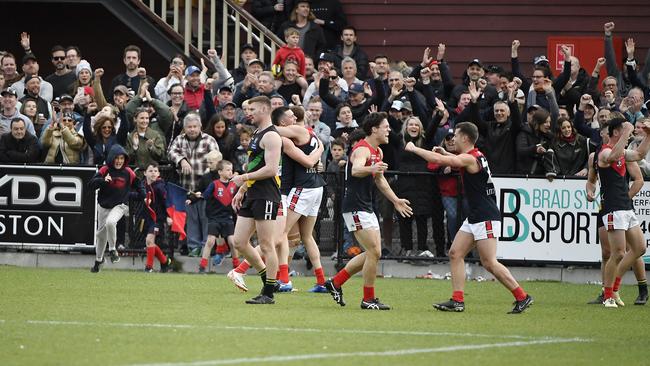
[0,266,648,366]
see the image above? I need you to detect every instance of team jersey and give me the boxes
[292,129,325,189]
[461,148,500,223]
[597,144,633,214]
[342,139,382,213]
[245,125,281,202]
[204,179,237,222]
[280,152,294,195]
[143,179,167,225]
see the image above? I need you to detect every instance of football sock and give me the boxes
[258,268,267,286]
[638,280,648,295]
[235,260,251,274]
[145,246,155,268]
[452,290,464,302]
[604,287,613,300]
[511,287,527,302]
[332,269,351,288]
[263,277,276,298]
[232,256,240,268]
[363,286,375,302]
[613,277,622,292]
[199,258,208,269]
[278,264,289,283]
[154,245,167,263]
[314,267,325,285]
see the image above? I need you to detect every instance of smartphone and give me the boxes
[77,87,84,96]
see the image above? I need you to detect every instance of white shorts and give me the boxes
[459,219,501,241]
[278,195,287,218]
[287,187,323,217]
[603,210,639,231]
[342,211,379,232]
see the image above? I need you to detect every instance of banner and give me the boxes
[494,177,650,263]
[0,165,97,248]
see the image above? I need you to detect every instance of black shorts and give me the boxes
[208,221,234,237]
[142,218,162,235]
[239,198,280,220]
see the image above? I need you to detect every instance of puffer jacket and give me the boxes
[41,125,86,164]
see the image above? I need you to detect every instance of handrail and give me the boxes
[135,0,284,70]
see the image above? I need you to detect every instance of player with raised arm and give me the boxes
[405,122,533,314]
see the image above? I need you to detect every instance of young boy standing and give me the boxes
[199,160,239,273]
[142,162,173,273]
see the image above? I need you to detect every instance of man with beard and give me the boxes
[333,26,368,80]
[109,45,156,103]
[11,54,54,102]
[45,46,76,100]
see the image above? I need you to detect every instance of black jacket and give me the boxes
[333,44,369,80]
[396,136,434,216]
[516,125,553,175]
[547,135,589,176]
[0,132,40,163]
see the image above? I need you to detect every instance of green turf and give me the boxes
[0,266,648,366]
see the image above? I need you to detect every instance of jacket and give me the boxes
[89,144,141,209]
[0,131,41,163]
[547,134,589,176]
[125,127,166,173]
[333,44,369,80]
[516,125,552,175]
[41,125,86,164]
[276,20,326,61]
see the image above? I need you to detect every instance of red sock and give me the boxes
[452,290,464,302]
[199,258,208,269]
[154,245,168,264]
[604,287,613,300]
[511,287,527,302]
[363,286,375,302]
[613,277,622,292]
[235,260,250,274]
[314,267,325,285]
[146,246,155,268]
[332,269,351,288]
[278,264,290,283]
[216,243,228,254]
[232,257,240,268]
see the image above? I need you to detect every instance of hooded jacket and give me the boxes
[89,144,140,209]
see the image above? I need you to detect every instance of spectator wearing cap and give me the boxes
[10,53,54,102]
[510,39,551,95]
[447,58,498,113]
[70,60,108,112]
[467,80,523,174]
[155,54,186,104]
[231,43,258,84]
[0,117,40,163]
[45,45,76,100]
[1,53,21,86]
[232,58,265,105]
[526,46,571,117]
[0,88,36,136]
[219,101,246,133]
[333,26,368,80]
[276,0,326,61]
[183,64,217,123]
[251,0,286,33]
[112,85,132,112]
[42,111,86,164]
[109,45,156,104]
[302,52,347,106]
[20,74,53,121]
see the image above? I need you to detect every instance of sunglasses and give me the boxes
[62,118,74,122]
[329,76,338,81]
[52,56,65,61]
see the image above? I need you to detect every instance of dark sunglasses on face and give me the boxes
[53,56,65,61]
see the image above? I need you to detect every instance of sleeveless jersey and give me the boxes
[245,125,281,202]
[342,139,382,213]
[292,129,325,188]
[205,179,237,222]
[280,152,294,195]
[461,148,500,223]
[597,144,633,214]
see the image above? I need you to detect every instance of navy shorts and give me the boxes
[238,199,279,220]
[208,221,235,238]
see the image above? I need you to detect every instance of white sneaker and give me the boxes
[227,269,248,292]
[603,297,618,308]
[613,291,625,307]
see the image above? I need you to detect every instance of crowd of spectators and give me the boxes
[1,5,650,258]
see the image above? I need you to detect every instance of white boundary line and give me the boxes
[124,338,590,366]
[23,320,590,342]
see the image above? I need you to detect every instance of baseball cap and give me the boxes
[62,111,74,119]
[534,55,550,66]
[241,43,255,53]
[113,85,129,96]
[185,65,201,76]
[348,83,364,94]
[23,74,40,84]
[218,85,233,93]
[318,52,336,64]
[402,101,413,112]
[222,101,237,109]
[527,104,542,113]
[390,100,403,111]
[58,94,74,103]
[467,59,482,68]
[22,54,37,64]
[1,87,17,97]
[247,58,264,68]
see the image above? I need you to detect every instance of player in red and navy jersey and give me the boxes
[141,163,172,273]
[406,121,533,314]
[592,117,650,308]
[325,112,413,310]
[200,160,238,274]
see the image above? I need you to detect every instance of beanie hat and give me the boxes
[75,60,92,77]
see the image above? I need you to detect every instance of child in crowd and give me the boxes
[141,162,173,272]
[271,27,306,78]
[88,144,142,272]
[199,160,239,273]
[232,126,253,174]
